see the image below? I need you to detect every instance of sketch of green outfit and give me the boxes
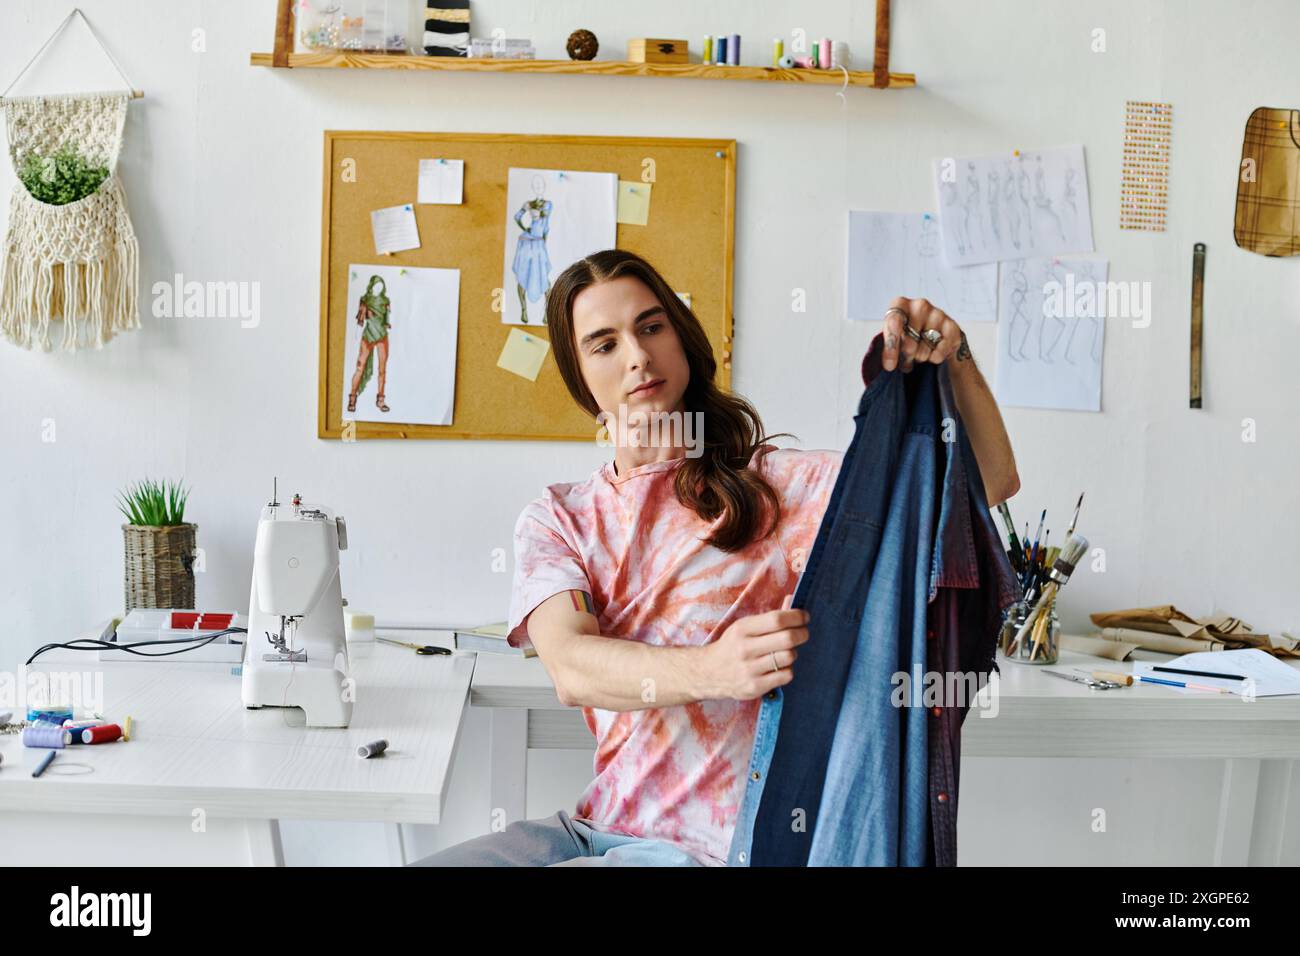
[348,275,392,413]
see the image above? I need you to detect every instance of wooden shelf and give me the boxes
[249,52,915,88]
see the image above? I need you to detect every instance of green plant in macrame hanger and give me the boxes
[116,478,191,527]
[17,144,110,206]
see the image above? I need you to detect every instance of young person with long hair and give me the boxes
[410,249,1019,867]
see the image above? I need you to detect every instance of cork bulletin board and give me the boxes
[318,131,737,440]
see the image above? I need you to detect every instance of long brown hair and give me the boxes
[546,249,794,553]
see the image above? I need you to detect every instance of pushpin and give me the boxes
[1013,149,1020,157]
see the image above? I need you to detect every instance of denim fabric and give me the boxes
[726,332,1020,867]
[806,365,939,865]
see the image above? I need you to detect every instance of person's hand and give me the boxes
[881,296,970,372]
[699,594,809,701]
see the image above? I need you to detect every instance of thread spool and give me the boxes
[23,726,70,748]
[819,37,832,69]
[81,724,123,744]
[357,739,389,759]
[27,707,73,724]
[716,35,727,65]
[778,53,795,69]
[63,718,101,730]
[772,38,783,66]
[831,41,849,69]
[794,55,816,68]
[728,34,740,66]
[703,35,712,64]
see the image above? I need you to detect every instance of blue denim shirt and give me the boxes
[726,333,1019,866]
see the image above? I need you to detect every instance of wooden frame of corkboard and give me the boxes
[318,131,736,441]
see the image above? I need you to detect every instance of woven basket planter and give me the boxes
[122,523,197,611]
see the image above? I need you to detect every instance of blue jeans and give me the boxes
[407,810,705,867]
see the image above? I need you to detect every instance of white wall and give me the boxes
[2,0,1296,865]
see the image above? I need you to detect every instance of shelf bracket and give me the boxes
[873,0,892,89]
[272,0,294,68]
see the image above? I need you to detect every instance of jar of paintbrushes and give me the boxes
[1000,594,1061,663]
[994,495,1089,666]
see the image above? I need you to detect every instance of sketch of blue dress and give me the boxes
[512,200,553,302]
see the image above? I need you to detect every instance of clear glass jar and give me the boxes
[999,596,1060,664]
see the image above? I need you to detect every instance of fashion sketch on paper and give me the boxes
[512,174,554,324]
[348,274,392,413]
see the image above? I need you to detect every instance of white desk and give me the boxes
[0,636,474,866]
[469,646,1300,865]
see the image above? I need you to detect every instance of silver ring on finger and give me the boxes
[770,651,780,673]
[884,306,909,324]
[922,328,942,348]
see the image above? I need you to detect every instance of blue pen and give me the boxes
[32,750,57,777]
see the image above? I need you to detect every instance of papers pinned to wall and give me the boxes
[994,257,1108,412]
[846,211,997,324]
[419,158,465,204]
[501,167,618,326]
[934,145,1094,267]
[371,203,420,255]
[497,327,550,381]
[617,180,652,225]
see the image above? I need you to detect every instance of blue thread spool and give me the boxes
[23,726,71,748]
[27,707,73,724]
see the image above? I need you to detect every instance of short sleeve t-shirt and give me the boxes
[505,444,843,866]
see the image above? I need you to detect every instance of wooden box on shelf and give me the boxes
[627,38,690,64]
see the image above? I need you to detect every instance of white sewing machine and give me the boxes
[241,487,353,728]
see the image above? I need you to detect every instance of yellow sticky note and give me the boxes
[497,328,551,381]
[617,180,652,226]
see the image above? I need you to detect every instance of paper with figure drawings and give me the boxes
[934,145,1094,267]
[994,257,1107,411]
[846,211,997,324]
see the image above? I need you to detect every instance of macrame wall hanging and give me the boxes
[0,9,142,351]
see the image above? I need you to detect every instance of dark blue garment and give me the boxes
[726,332,1020,867]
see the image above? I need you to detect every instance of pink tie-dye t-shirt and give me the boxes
[506,444,843,866]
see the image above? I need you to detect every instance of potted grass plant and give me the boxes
[117,479,197,611]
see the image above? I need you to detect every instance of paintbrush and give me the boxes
[1005,532,1089,660]
[1066,492,1084,537]
[997,502,1025,573]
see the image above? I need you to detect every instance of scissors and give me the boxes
[376,636,451,656]
[1043,670,1123,690]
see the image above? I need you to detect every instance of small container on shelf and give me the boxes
[298,0,414,53]
[297,0,342,52]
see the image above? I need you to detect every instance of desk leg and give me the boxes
[247,818,285,866]
[385,823,408,866]
[490,708,528,827]
[1213,758,1260,867]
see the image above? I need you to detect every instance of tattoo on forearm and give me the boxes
[956,330,972,362]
